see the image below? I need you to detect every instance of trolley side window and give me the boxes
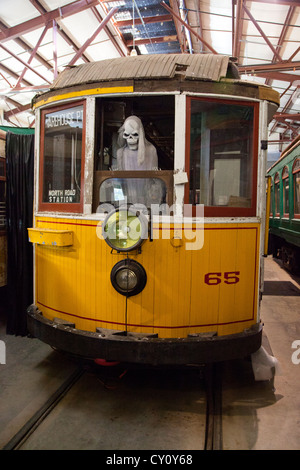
[282,166,289,217]
[274,172,280,216]
[293,158,300,218]
[270,179,273,217]
[39,101,85,213]
[186,98,258,216]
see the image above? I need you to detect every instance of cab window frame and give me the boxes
[185,96,259,217]
[38,100,86,213]
[93,95,175,213]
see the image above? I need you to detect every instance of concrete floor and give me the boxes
[249,257,300,450]
[0,256,299,450]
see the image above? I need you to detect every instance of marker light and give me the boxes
[111,259,147,296]
[102,207,148,252]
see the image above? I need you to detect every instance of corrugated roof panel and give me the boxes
[189,54,212,79]
[51,54,234,90]
[143,54,175,78]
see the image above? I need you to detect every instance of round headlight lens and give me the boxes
[115,269,137,291]
[103,208,148,252]
[111,259,147,296]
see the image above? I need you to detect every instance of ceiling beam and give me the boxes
[115,14,172,28]
[249,0,300,6]
[274,6,295,59]
[242,3,283,62]
[0,63,32,87]
[169,0,185,53]
[0,18,52,70]
[90,5,127,56]
[289,45,300,61]
[29,0,91,63]
[0,85,49,94]
[268,139,294,143]
[67,6,118,66]
[0,0,100,42]
[249,71,300,83]
[239,60,300,74]
[265,5,295,86]
[3,101,32,120]
[270,85,300,134]
[15,23,51,87]
[0,42,52,84]
[274,113,300,120]
[52,20,58,79]
[280,120,299,138]
[161,1,218,54]
[30,0,127,60]
[126,35,178,47]
[233,0,244,60]
[185,0,206,53]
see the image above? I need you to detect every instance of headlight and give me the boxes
[102,207,148,252]
[111,259,147,296]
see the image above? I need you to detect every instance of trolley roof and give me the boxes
[33,53,280,109]
[49,53,237,89]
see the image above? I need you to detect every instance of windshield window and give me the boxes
[98,177,167,210]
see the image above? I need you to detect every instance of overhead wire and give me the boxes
[132,0,155,53]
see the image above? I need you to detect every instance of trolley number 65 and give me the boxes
[204,271,240,285]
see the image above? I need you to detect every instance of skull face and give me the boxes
[123,120,139,150]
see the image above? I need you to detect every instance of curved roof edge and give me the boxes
[50,54,238,90]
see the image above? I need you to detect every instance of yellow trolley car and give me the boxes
[27,54,279,365]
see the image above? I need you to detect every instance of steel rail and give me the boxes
[204,363,223,450]
[2,367,84,450]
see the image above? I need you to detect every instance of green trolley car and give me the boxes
[267,135,300,272]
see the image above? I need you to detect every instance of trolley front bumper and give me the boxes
[27,304,262,365]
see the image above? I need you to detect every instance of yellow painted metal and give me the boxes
[33,86,134,109]
[28,227,73,246]
[258,85,280,107]
[264,176,271,256]
[33,216,260,339]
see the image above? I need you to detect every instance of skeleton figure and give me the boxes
[114,116,161,206]
[116,115,158,170]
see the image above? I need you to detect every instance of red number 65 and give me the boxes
[204,271,240,285]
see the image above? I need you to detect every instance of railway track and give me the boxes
[2,366,85,450]
[2,361,223,451]
[204,363,223,450]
